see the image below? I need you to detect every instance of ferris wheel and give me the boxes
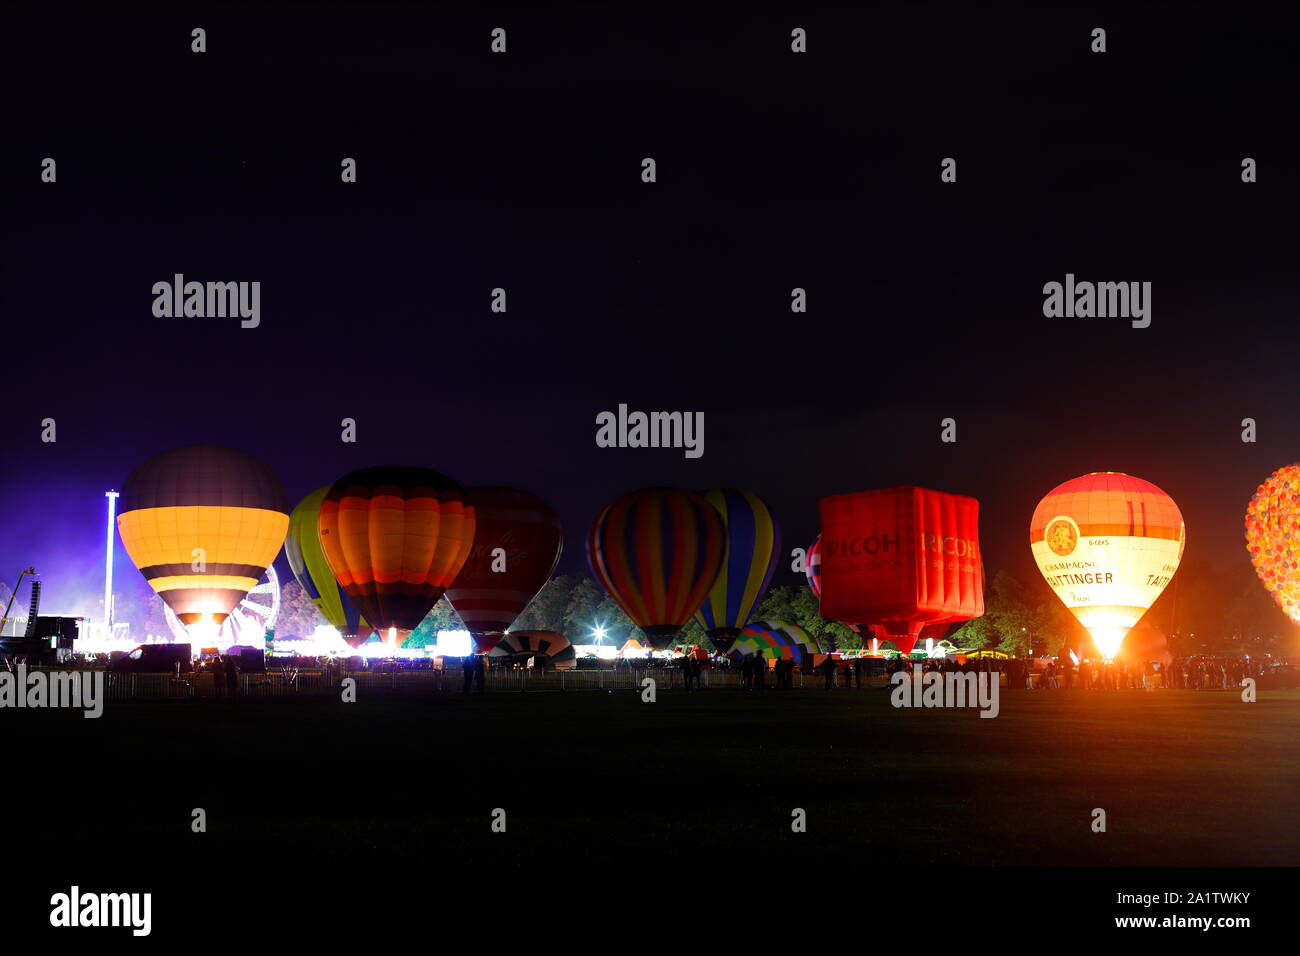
[164,564,281,649]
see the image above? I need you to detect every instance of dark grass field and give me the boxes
[9,684,1295,937]
[11,685,1297,870]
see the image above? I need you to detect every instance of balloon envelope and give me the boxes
[1245,463,1300,625]
[117,445,288,627]
[1030,472,1184,659]
[444,487,563,653]
[317,467,475,642]
[286,486,370,647]
[818,486,985,655]
[805,534,822,598]
[587,488,726,649]
[732,619,822,663]
[693,488,780,652]
[487,629,575,669]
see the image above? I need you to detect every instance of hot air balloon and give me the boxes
[286,486,371,647]
[486,629,576,669]
[805,534,822,597]
[1030,472,1184,660]
[730,619,822,664]
[693,488,780,653]
[818,486,985,655]
[117,445,288,639]
[1245,463,1300,624]
[587,488,726,650]
[444,487,563,653]
[317,467,475,647]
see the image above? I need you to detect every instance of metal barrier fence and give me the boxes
[65,666,871,700]
[80,668,1282,700]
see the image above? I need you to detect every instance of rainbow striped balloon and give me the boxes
[587,488,726,649]
[693,488,781,652]
[731,619,821,663]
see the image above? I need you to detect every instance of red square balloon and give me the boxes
[817,486,985,648]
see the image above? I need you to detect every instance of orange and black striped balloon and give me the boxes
[317,466,476,638]
[586,488,725,649]
[117,445,289,626]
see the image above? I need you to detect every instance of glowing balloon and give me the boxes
[693,488,780,653]
[444,487,563,653]
[1030,472,1184,660]
[286,486,370,648]
[117,445,288,628]
[818,486,985,655]
[1245,463,1300,624]
[317,467,475,646]
[587,488,725,650]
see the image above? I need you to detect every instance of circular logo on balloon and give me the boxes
[1045,517,1079,556]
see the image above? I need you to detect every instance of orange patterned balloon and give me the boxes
[1245,464,1300,624]
[318,467,475,646]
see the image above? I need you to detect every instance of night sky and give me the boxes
[4,4,1299,626]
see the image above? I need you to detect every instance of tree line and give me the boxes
[225,558,1300,657]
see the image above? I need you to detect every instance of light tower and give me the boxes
[104,490,119,634]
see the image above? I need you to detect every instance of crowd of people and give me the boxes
[689,652,1283,691]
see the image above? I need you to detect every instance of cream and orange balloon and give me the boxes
[1030,472,1184,659]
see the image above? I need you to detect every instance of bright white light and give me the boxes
[103,490,119,632]
[1087,624,1128,660]
[432,629,472,656]
[358,642,425,660]
[269,626,350,657]
[189,614,221,647]
[592,624,608,644]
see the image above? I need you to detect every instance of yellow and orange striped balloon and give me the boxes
[117,445,289,627]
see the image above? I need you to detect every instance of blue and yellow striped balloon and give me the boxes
[693,488,780,652]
